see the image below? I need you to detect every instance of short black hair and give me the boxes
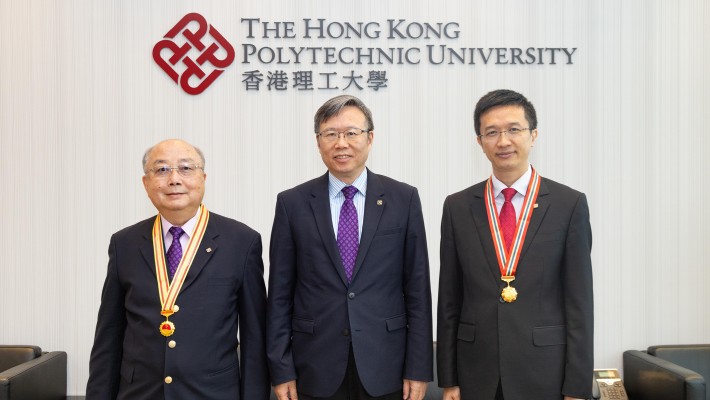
[473,89,537,136]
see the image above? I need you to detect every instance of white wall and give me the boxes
[1,0,708,395]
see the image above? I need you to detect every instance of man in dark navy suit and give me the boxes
[437,90,593,400]
[267,95,433,400]
[87,139,269,400]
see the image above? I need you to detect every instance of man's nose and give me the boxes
[334,134,349,147]
[167,169,183,183]
[496,133,513,146]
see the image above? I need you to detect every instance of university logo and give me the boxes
[152,13,235,95]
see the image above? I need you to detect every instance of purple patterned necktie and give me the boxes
[166,226,185,281]
[337,186,359,283]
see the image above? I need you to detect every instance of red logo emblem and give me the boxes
[153,13,235,95]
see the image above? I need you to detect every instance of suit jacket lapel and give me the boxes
[518,178,550,261]
[352,169,384,282]
[179,218,218,293]
[309,173,349,286]
[470,184,505,283]
[139,220,157,278]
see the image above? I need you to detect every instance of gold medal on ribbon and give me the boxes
[152,206,210,338]
[501,276,518,303]
[159,310,175,337]
[159,321,175,337]
[484,168,541,304]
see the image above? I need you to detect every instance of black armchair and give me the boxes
[623,344,710,400]
[0,345,67,400]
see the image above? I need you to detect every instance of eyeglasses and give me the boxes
[480,127,531,141]
[316,129,370,143]
[148,164,203,178]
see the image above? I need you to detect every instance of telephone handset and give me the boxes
[592,369,628,400]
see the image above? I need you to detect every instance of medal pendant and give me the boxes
[501,276,518,303]
[160,319,175,337]
[159,310,175,337]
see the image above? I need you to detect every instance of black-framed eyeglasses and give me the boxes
[316,129,370,143]
[148,164,203,178]
[480,127,531,141]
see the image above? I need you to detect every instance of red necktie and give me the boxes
[500,188,517,252]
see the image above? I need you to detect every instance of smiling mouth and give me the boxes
[334,155,352,159]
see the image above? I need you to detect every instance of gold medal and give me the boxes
[160,310,175,337]
[160,320,175,337]
[501,276,518,303]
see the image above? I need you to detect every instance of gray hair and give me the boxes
[142,140,206,173]
[314,95,374,133]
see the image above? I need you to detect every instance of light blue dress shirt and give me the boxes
[328,169,367,240]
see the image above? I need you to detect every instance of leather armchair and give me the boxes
[0,345,67,400]
[623,344,710,400]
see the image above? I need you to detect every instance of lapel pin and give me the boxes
[377,200,383,206]
[534,204,539,208]
[206,248,213,253]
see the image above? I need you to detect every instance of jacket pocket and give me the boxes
[385,314,408,331]
[206,361,240,390]
[292,317,315,334]
[456,322,476,342]
[532,325,566,346]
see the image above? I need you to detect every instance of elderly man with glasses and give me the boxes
[87,139,270,400]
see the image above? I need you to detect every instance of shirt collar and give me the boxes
[329,169,368,199]
[491,165,532,198]
[161,205,201,240]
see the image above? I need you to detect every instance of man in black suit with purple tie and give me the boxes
[267,95,433,400]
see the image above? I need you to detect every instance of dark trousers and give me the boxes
[299,346,403,400]
[495,381,504,400]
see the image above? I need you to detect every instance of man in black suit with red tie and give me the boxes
[437,90,594,400]
[86,139,269,400]
[267,95,433,400]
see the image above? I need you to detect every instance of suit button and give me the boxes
[342,329,350,336]
[348,292,355,299]
[164,376,173,384]
[168,340,176,348]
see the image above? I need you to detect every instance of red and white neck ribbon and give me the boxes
[152,205,210,315]
[484,168,541,277]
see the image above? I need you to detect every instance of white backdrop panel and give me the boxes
[0,0,708,394]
